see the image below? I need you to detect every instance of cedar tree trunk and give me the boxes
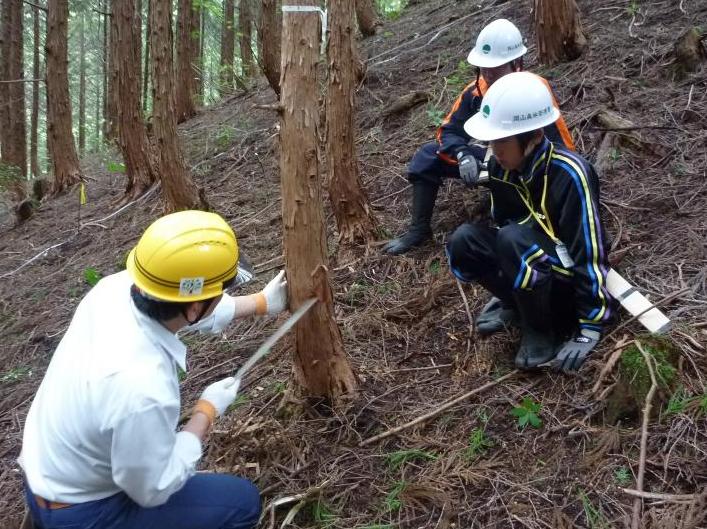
[280,0,357,399]
[150,0,205,211]
[326,0,378,244]
[46,0,82,193]
[534,0,587,65]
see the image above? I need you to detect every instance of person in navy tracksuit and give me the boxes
[383,18,575,256]
[446,72,613,371]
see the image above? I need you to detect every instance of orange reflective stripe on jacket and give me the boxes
[537,76,575,151]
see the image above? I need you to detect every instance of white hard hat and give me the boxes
[463,72,560,141]
[467,19,528,68]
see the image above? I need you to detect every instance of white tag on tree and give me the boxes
[179,277,204,296]
[555,243,574,268]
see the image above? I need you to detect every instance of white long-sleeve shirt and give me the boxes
[19,270,236,507]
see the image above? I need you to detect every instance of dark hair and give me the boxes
[130,285,190,321]
[517,129,542,153]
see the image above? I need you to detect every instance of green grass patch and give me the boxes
[383,480,406,512]
[83,267,102,287]
[464,427,493,460]
[385,449,437,471]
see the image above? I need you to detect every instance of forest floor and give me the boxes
[1,0,707,527]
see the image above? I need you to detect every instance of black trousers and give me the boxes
[407,141,486,186]
[446,221,577,334]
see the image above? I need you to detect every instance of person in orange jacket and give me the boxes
[383,18,575,256]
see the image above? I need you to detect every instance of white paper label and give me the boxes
[179,277,204,296]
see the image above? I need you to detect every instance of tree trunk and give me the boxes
[259,0,281,96]
[534,0,587,65]
[0,1,9,160]
[220,0,235,95]
[280,0,357,399]
[239,0,253,78]
[46,0,82,193]
[142,0,150,112]
[196,5,204,103]
[355,0,381,37]
[0,0,27,179]
[150,0,205,211]
[175,0,197,122]
[30,2,40,177]
[113,0,157,201]
[78,13,86,157]
[326,0,378,244]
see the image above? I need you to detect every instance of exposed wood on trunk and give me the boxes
[239,0,254,78]
[280,0,357,399]
[534,0,586,65]
[46,0,82,193]
[220,0,235,94]
[355,0,381,37]
[259,0,281,95]
[150,0,206,211]
[326,0,378,245]
[113,0,157,202]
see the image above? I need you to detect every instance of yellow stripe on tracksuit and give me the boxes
[519,247,545,290]
[552,152,608,323]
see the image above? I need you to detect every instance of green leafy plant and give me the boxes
[446,60,473,93]
[613,466,632,486]
[579,490,611,529]
[383,480,406,512]
[426,105,445,127]
[385,449,437,471]
[511,397,542,429]
[83,267,102,287]
[626,0,639,16]
[1,366,31,383]
[106,161,126,173]
[177,366,187,382]
[377,0,407,20]
[464,427,493,460]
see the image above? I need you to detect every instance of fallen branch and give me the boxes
[0,236,76,280]
[631,341,658,529]
[359,370,518,446]
[621,487,705,503]
[592,335,631,395]
[381,91,431,118]
[456,279,474,338]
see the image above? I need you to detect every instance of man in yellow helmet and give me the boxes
[19,211,287,529]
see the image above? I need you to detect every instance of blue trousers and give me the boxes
[26,474,261,529]
[407,141,486,186]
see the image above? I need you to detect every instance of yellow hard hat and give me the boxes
[126,210,239,302]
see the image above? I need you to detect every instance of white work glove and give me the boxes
[262,270,288,315]
[199,376,241,417]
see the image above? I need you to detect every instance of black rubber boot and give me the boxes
[383,183,438,255]
[513,285,558,369]
[476,271,517,335]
